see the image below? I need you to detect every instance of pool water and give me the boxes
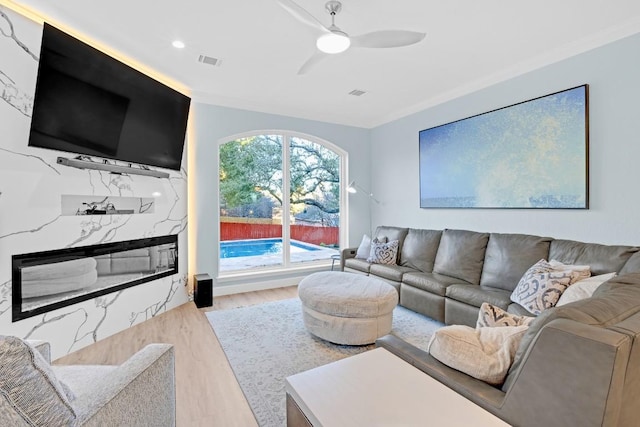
[220,238,320,259]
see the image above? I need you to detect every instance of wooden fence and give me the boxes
[220,222,339,246]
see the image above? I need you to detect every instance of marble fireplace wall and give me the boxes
[0,7,189,359]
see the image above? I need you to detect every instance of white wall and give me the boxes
[190,104,371,287]
[370,32,640,246]
[0,7,189,359]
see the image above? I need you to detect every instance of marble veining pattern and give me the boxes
[0,8,36,116]
[0,147,62,174]
[0,7,189,359]
[129,275,185,326]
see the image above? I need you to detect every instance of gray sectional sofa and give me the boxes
[341,226,640,326]
[341,226,640,426]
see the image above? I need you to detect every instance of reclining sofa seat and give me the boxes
[342,226,640,326]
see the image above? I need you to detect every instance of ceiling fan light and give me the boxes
[316,32,350,54]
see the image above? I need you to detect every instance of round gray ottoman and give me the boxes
[298,271,398,345]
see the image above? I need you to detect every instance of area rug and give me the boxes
[206,298,443,427]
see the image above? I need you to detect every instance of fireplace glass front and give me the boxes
[12,235,178,321]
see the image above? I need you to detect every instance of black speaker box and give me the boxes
[193,273,213,308]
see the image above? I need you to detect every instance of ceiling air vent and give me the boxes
[348,89,366,96]
[198,55,222,67]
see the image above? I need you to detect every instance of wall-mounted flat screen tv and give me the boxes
[28,23,191,171]
[419,85,588,209]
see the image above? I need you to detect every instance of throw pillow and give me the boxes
[510,259,581,315]
[355,234,371,259]
[548,260,591,283]
[476,302,535,328]
[367,239,399,265]
[0,336,76,426]
[428,324,529,385]
[556,272,617,306]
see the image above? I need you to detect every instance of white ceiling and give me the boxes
[9,0,640,128]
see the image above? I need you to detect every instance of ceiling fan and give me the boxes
[277,0,426,74]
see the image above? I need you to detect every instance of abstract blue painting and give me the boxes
[419,85,588,208]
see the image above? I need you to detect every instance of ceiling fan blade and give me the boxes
[351,30,426,48]
[276,0,329,34]
[298,51,328,75]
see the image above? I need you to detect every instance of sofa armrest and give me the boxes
[75,344,175,426]
[341,247,357,271]
[26,340,51,364]
[375,335,506,413]
[500,319,631,427]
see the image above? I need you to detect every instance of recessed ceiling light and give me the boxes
[172,40,185,49]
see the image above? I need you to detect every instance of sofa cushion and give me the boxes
[556,272,617,307]
[619,251,640,275]
[343,258,371,274]
[480,233,552,291]
[503,273,640,392]
[446,284,512,309]
[369,264,415,282]
[428,324,529,385]
[510,259,585,315]
[0,336,76,426]
[367,239,399,265]
[549,239,637,275]
[433,229,489,285]
[402,272,466,297]
[400,229,442,273]
[477,302,535,328]
[374,226,409,264]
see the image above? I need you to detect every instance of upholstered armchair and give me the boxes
[0,337,176,426]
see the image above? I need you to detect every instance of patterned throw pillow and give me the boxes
[367,239,399,265]
[476,302,535,328]
[510,259,583,315]
[548,260,591,283]
[0,336,76,426]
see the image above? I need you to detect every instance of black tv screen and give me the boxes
[28,23,190,171]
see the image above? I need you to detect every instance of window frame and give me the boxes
[216,130,348,277]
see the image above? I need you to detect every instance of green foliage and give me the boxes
[219,135,340,217]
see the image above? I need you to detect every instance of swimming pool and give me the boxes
[220,238,320,259]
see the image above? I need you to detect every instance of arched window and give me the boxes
[218,132,346,274]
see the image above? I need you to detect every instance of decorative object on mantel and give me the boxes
[62,195,155,216]
[419,85,589,209]
[80,201,133,215]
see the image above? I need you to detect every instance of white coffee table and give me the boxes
[285,347,510,427]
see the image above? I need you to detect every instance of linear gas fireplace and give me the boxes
[12,235,178,322]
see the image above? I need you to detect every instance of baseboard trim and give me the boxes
[212,276,303,297]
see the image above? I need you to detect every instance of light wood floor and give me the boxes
[54,285,299,426]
